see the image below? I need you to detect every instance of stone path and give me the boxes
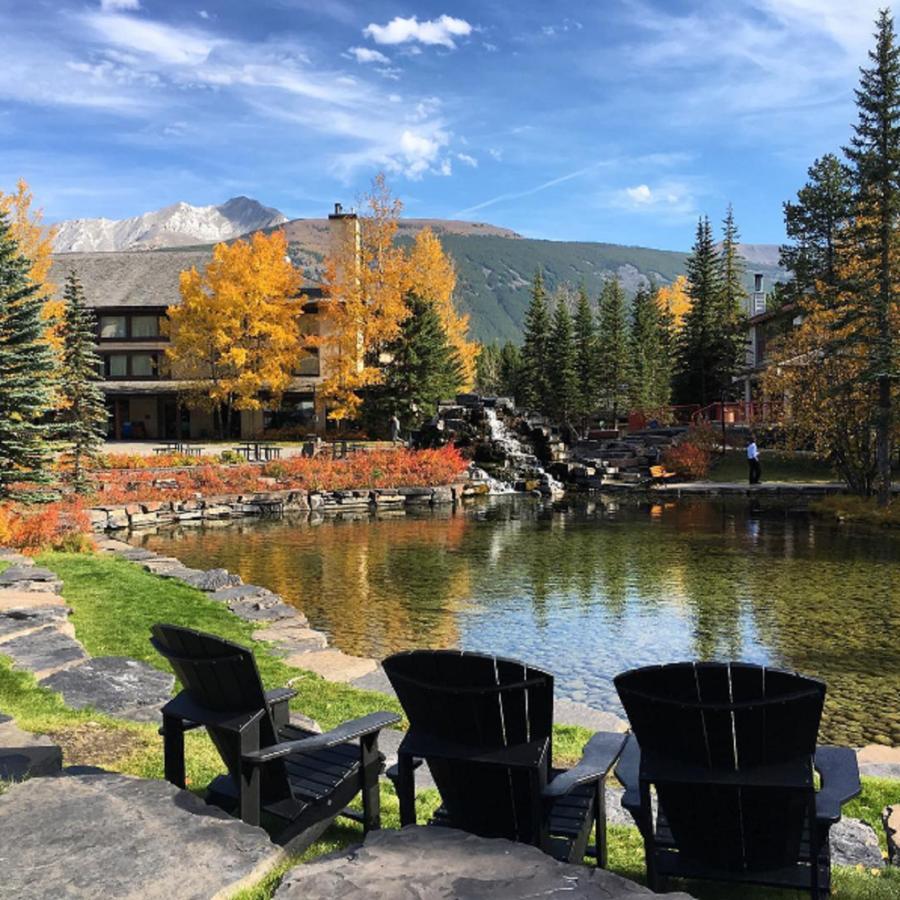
[275,826,696,899]
[0,771,283,900]
[0,711,62,781]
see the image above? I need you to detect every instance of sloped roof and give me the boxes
[49,250,322,309]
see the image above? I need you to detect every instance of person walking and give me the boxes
[747,434,762,485]
[389,413,401,445]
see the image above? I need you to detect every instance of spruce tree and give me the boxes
[363,293,463,433]
[573,285,597,424]
[520,270,553,413]
[58,271,107,492]
[719,204,747,317]
[0,213,57,499]
[843,8,900,504]
[498,341,523,401]
[630,282,670,413]
[549,293,578,423]
[596,278,631,422]
[475,342,500,394]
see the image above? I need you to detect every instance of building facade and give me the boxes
[49,207,355,441]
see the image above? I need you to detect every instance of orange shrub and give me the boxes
[663,437,712,479]
[0,499,94,554]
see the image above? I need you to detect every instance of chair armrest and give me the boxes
[265,687,297,706]
[543,731,627,799]
[815,745,861,823]
[614,734,641,814]
[161,691,266,733]
[242,711,401,763]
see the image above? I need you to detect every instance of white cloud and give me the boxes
[363,15,472,49]
[346,46,390,65]
[613,181,697,219]
[457,152,477,167]
[438,158,452,176]
[625,184,653,204]
[101,0,141,10]
[198,10,210,20]
[488,147,503,161]
[398,129,448,178]
[83,12,218,65]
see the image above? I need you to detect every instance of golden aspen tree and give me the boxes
[655,274,691,331]
[167,230,303,437]
[407,227,477,388]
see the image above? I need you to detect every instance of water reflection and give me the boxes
[139,497,900,747]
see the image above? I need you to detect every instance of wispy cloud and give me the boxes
[101,0,140,10]
[345,46,390,65]
[363,15,473,49]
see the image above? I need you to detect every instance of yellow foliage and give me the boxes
[167,230,303,423]
[0,179,62,346]
[655,275,691,330]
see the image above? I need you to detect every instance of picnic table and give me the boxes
[153,442,204,457]
[233,441,282,462]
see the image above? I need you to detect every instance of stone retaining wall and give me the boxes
[88,483,474,532]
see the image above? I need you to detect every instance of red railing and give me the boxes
[691,401,783,426]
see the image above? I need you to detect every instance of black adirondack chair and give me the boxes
[382,649,626,866]
[151,623,400,849]
[614,661,861,898]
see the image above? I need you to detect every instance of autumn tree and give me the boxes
[520,270,553,413]
[596,278,631,420]
[167,230,303,438]
[0,213,57,498]
[58,271,106,491]
[549,292,578,422]
[656,274,691,331]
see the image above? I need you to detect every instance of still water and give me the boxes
[138,497,900,747]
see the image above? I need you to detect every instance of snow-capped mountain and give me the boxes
[53,197,287,252]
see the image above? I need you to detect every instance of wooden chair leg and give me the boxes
[396,752,417,827]
[161,714,186,789]
[595,777,608,868]
[360,733,381,833]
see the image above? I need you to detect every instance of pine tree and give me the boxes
[549,293,578,422]
[596,278,631,421]
[520,270,553,413]
[498,341,523,401]
[475,342,501,394]
[630,282,671,413]
[842,8,900,504]
[0,213,57,499]
[363,293,463,434]
[58,271,107,491]
[675,215,742,405]
[573,285,597,424]
[719,204,747,317]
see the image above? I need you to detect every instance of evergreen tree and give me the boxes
[58,271,107,492]
[596,278,631,421]
[363,293,463,434]
[780,154,854,299]
[475,342,501,394]
[519,270,553,413]
[675,215,743,405]
[719,204,747,316]
[842,8,900,504]
[498,341,523,401]
[630,282,671,413]
[0,213,57,499]
[549,293,578,422]
[573,285,597,424]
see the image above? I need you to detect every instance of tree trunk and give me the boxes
[876,374,892,505]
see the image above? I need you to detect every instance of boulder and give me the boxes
[209,584,278,604]
[181,568,243,592]
[275,826,695,899]
[106,508,129,530]
[228,599,299,623]
[0,772,282,900]
[829,817,884,869]
[40,657,175,722]
[432,485,454,505]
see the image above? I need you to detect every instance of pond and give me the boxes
[137,497,900,748]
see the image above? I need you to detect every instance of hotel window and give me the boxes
[105,354,128,378]
[131,315,160,338]
[100,315,127,339]
[130,353,157,377]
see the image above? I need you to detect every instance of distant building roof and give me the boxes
[49,250,323,309]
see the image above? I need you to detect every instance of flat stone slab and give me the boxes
[229,599,299,623]
[350,666,397,698]
[210,584,278,604]
[0,550,32,565]
[286,648,378,682]
[254,621,326,654]
[0,606,69,639]
[182,568,243,591]
[829,817,884,868]
[117,548,159,561]
[555,700,628,733]
[0,588,67,611]
[0,565,62,593]
[40,657,175,722]
[0,625,88,678]
[0,718,62,780]
[857,744,900,779]
[0,772,283,899]
[276,826,695,899]
[885,805,900,865]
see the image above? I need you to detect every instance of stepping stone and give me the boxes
[40,657,175,723]
[0,772,282,900]
[0,625,87,679]
[829,817,884,868]
[0,565,62,593]
[0,606,69,640]
[286,648,377,683]
[0,588,67,612]
[275,826,696,899]
[254,620,325,654]
[350,666,397,698]
[0,716,62,780]
[554,700,629,733]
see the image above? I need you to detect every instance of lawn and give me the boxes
[0,551,896,898]
[709,449,836,483]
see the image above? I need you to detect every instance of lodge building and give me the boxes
[48,206,357,441]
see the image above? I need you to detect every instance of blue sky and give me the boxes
[0,0,890,249]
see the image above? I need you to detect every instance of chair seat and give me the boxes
[279,723,362,802]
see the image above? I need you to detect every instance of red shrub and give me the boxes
[0,498,94,554]
[663,435,713,479]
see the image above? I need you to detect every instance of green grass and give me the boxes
[709,450,836,483]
